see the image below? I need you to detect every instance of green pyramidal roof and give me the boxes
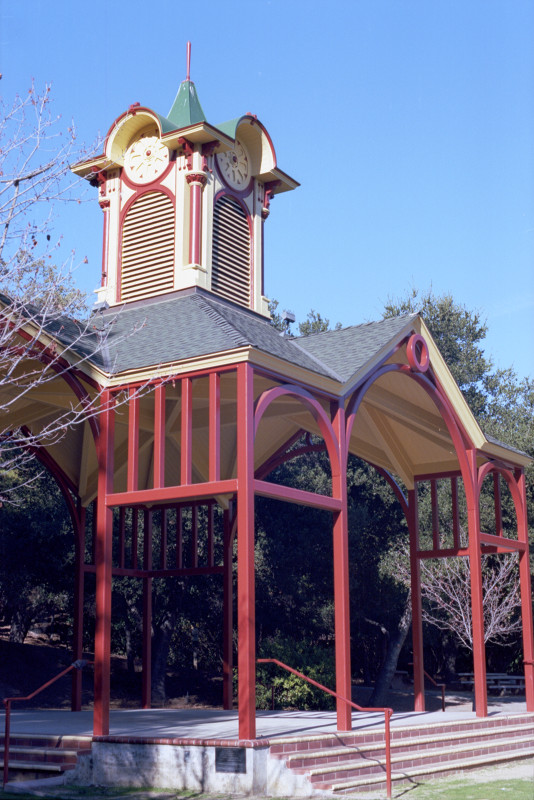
[167,80,207,128]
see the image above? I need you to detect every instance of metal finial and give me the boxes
[186,41,191,81]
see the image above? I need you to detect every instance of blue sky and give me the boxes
[1,0,533,378]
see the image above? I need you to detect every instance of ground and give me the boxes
[1,760,533,800]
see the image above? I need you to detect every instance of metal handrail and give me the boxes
[423,670,446,712]
[2,659,93,787]
[409,663,446,712]
[257,658,393,799]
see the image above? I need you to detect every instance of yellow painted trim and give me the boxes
[161,124,235,149]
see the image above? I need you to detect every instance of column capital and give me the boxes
[186,172,207,187]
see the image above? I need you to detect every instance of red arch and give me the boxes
[254,384,341,480]
[345,362,477,508]
[477,461,525,535]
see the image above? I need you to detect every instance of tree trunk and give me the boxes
[367,594,412,707]
[441,634,459,682]
[151,607,177,706]
[9,605,33,643]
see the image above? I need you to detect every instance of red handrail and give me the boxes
[423,670,446,712]
[2,659,93,787]
[409,663,446,712]
[257,658,393,799]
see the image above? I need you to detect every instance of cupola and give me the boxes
[72,46,298,318]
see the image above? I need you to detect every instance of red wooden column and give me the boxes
[236,363,256,739]
[94,390,115,736]
[222,505,234,710]
[186,173,207,266]
[332,400,352,731]
[408,487,425,711]
[466,449,487,716]
[72,501,86,711]
[516,468,534,710]
[142,510,153,709]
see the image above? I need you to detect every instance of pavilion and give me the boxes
[1,56,532,751]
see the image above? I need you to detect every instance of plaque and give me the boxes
[215,746,247,774]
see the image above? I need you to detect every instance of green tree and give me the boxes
[0,463,74,643]
[383,288,492,417]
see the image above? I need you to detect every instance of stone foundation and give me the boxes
[66,739,316,797]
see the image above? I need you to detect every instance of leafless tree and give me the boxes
[0,83,139,500]
[419,551,522,650]
[387,534,522,652]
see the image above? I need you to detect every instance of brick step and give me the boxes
[0,734,91,751]
[0,734,92,785]
[0,759,73,773]
[269,712,534,757]
[325,748,534,794]
[1,747,80,765]
[285,722,534,769]
[307,733,534,784]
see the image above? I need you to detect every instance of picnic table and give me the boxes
[458,672,526,693]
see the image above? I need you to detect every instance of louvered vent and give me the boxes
[212,195,251,307]
[121,192,175,302]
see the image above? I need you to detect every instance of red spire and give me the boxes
[186,41,191,82]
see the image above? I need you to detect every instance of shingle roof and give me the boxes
[74,293,417,383]
[92,291,341,378]
[294,314,418,382]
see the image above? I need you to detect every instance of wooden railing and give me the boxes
[2,659,93,786]
[257,658,393,799]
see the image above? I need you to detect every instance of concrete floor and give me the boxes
[1,698,530,741]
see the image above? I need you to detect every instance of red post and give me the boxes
[118,507,126,568]
[127,388,139,493]
[154,383,166,489]
[142,510,152,709]
[94,390,114,736]
[181,378,193,485]
[516,469,534,710]
[72,502,86,711]
[331,400,352,731]
[236,363,256,739]
[466,449,487,717]
[408,487,425,711]
[132,507,139,569]
[222,506,234,710]
[186,173,207,265]
[209,372,221,482]
[493,472,503,537]
[207,501,214,567]
[451,476,460,549]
